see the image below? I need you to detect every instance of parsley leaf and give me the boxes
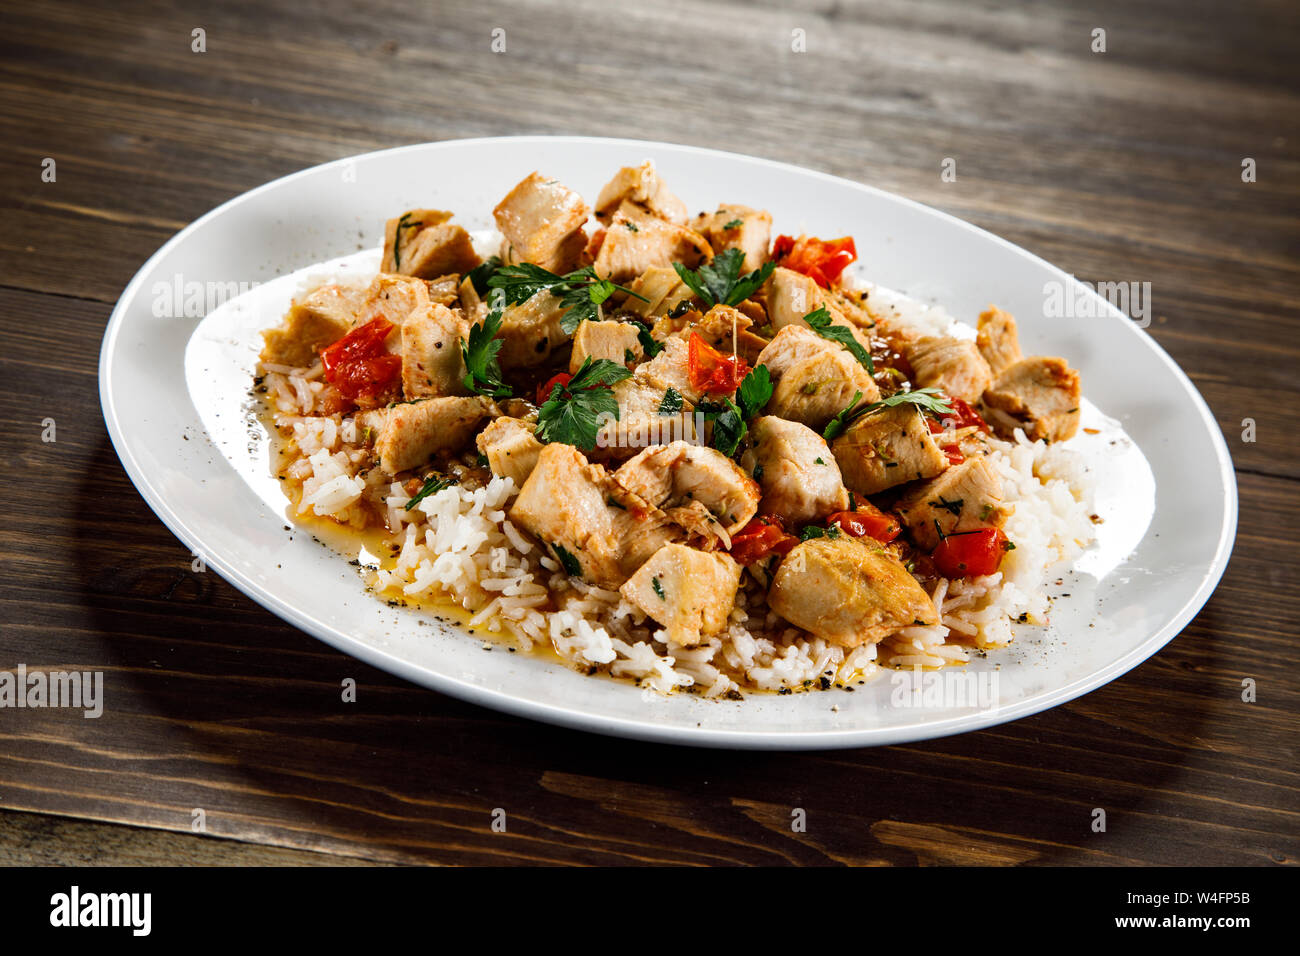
[804,307,873,373]
[736,364,773,419]
[460,308,513,398]
[405,475,456,511]
[697,397,746,458]
[487,264,648,335]
[673,248,775,308]
[466,255,502,295]
[658,387,683,416]
[636,326,664,359]
[695,365,771,457]
[722,218,743,230]
[535,357,632,450]
[822,387,955,442]
[651,576,666,599]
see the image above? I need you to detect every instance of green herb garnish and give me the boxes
[535,356,632,449]
[722,218,743,230]
[551,542,583,577]
[932,496,964,517]
[460,308,513,398]
[651,576,665,600]
[822,387,955,441]
[695,364,773,457]
[803,306,873,373]
[636,326,664,359]
[405,475,455,511]
[697,397,746,458]
[672,248,774,308]
[658,387,683,416]
[393,213,423,269]
[467,255,502,295]
[488,264,648,335]
[736,364,773,419]
[798,524,842,542]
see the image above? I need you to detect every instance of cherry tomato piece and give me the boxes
[729,517,798,565]
[687,332,750,395]
[932,527,1012,579]
[827,508,901,544]
[772,235,858,288]
[537,372,573,405]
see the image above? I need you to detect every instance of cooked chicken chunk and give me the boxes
[381,209,481,280]
[637,334,703,404]
[620,544,741,647]
[401,302,470,399]
[831,404,949,495]
[594,161,688,225]
[621,266,695,319]
[376,396,492,475]
[615,441,760,536]
[457,275,489,325]
[493,172,589,274]
[569,319,641,374]
[768,538,940,647]
[425,275,461,307]
[592,206,711,284]
[259,284,363,367]
[769,351,879,432]
[510,443,681,588]
[906,336,993,403]
[364,274,434,327]
[975,306,1022,376]
[754,324,831,380]
[595,370,698,458]
[827,286,876,332]
[757,325,880,430]
[765,267,871,351]
[750,416,848,525]
[980,356,1081,443]
[476,417,544,487]
[498,290,569,369]
[895,456,1004,551]
[692,204,772,272]
[765,266,825,330]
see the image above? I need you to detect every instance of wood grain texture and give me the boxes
[0,0,1296,866]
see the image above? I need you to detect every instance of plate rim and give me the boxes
[98,135,1239,749]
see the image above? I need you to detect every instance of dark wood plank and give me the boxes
[0,810,377,866]
[0,0,1297,865]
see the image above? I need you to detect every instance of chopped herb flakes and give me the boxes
[405,475,455,511]
[931,496,964,517]
[551,543,583,577]
[393,212,422,269]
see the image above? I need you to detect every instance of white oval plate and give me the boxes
[100,136,1236,749]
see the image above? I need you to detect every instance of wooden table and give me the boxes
[1,0,1296,866]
